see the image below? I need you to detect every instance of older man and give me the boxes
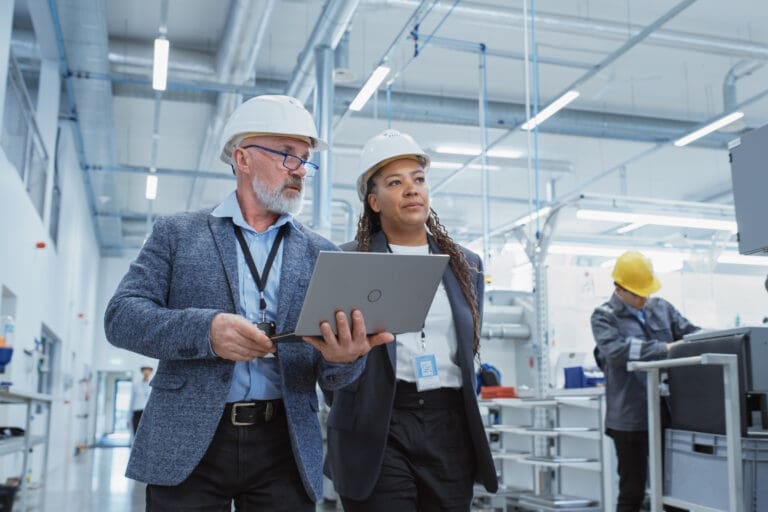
[105,95,392,511]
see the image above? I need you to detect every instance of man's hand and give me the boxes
[666,340,685,352]
[302,309,394,363]
[210,313,276,361]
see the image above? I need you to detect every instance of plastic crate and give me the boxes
[564,367,604,389]
[664,429,768,511]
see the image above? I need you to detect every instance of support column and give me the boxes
[0,0,16,125]
[313,44,334,238]
[36,59,61,228]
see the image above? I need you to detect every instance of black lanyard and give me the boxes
[233,223,288,323]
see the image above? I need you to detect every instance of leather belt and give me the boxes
[224,400,284,426]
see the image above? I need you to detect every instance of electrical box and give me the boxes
[730,123,768,255]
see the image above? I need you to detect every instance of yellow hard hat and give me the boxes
[611,250,661,297]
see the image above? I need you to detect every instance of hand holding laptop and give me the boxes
[302,309,394,363]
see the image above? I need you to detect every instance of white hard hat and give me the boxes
[219,95,328,164]
[356,129,430,201]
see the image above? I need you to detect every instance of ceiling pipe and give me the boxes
[12,30,216,78]
[80,70,740,149]
[186,0,277,210]
[285,0,361,104]
[50,0,121,251]
[370,0,768,60]
[430,0,699,195]
[723,60,764,112]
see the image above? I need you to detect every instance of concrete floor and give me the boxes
[30,447,339,511]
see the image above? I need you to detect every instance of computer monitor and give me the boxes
[667,332,750,436]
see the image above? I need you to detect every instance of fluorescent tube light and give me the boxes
[429,161,500,171]
[577,209,736,232]
[521,90,580,130]
[145,174,158,200]
[434,145,522,159]
[616,222,645,234]
[488,148,523,159]
[152,38,169,91]
[429,161,463,170]
[349,65,390,111]
[549,244,686,272]
[673,111,744,147]
[513,207,552,227]
[716,253,768,266]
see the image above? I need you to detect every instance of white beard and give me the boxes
[251,176,304,216]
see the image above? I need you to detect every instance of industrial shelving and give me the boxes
[478,389,609,511]
[0,388,52,511]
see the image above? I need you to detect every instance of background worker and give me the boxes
[591,250,700,512]
[324,129,497,511]
[129,366,153,436]
[105,95,392,511]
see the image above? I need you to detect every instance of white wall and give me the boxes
[0,123,100,481]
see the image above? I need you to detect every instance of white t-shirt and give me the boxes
[131,379,151,412]
[389,243,462,388]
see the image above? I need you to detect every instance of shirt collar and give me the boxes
[211,191,295,234]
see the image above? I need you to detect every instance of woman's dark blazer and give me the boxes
[324,230,498,500]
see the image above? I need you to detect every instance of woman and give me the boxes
[325,129,498,511]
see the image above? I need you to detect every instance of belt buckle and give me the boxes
[231,402,256,426]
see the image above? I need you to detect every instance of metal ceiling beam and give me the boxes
[77,70,739,150]
[187,0,278,211]
[373,0,768,60]
[430,0,699,194]
[285,0,361,104]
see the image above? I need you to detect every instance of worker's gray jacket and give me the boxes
[591,294,699,431]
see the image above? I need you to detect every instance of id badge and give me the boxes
[413,354,441,391]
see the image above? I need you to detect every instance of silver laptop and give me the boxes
[283,251,449,338]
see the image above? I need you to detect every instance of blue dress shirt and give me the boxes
[211,191,295,401]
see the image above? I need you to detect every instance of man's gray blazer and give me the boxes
[104,208,365,501]
[324,231,498,500]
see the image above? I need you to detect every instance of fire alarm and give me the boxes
[35,241,46,249]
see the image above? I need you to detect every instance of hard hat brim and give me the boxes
[220,132,328,164]
[356,154,430,201]
[621,275,662,297]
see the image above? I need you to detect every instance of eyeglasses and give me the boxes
[240,144,319,177]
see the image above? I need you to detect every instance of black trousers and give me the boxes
[146,401,313,512]
[607,429,648,512]
[132,410,143,436]
[341,382,476,512]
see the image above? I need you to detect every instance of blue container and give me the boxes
[564,366,586,388]
[0,348,13,373]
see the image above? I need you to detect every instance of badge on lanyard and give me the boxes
[413,354,441,391]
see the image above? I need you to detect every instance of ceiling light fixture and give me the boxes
[673,111,744,147]
[616,222,645,234]
[433,145,523,159]
[513,207,552,227]
[349,65,390,112]
[145,173,158,200]
[576,209,736,232]
[152,38,169,91]
[521,90,580,130]
[429,161,501,171]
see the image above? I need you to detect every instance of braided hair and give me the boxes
[354,179,482,355]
